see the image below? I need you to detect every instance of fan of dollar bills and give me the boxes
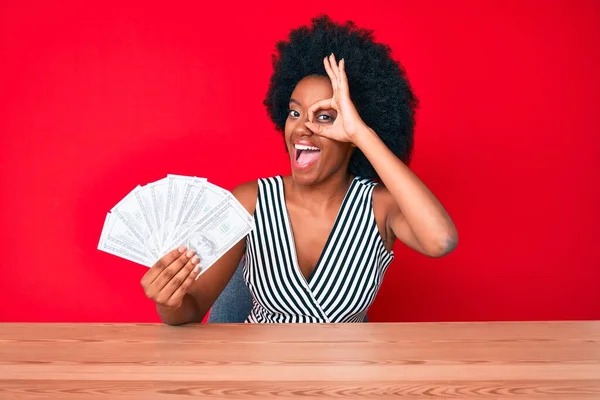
[98,174,255,276]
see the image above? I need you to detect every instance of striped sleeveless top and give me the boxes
[242,175,394,323]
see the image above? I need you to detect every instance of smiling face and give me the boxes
[284,75,354,185]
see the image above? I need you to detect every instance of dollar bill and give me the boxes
[97,213,153,267]
[168,179,208,248]
[162,174,203,248]
[182,195,255,277]
[99,174,256,272]
[111,185,160,260]
[148,177,168,249]
[133,183,162,256]
[163,180,229,252]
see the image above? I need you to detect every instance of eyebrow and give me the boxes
[289,98,301,106]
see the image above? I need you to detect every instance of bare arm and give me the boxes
[304,54,457,258]
[355,127,458,257]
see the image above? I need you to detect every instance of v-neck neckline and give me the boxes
[278,175,358,286]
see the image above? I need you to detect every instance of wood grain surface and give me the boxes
[0,321,599,399]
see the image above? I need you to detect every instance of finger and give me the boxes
[307,98,335,123]
[323,56,338,91]
[142,246,186,287]
[305,121,329,137]
[156,255,200,306]
[165,261,201,308]
[329,53,341,81]
[339,58,350,96]
[145,249,195,298]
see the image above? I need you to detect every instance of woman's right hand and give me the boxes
[140,246,200,310]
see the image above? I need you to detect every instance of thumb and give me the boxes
[305,121,328,137]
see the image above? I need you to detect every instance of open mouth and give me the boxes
[294,143,321,168]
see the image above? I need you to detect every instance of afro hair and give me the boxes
[263,14,418,179]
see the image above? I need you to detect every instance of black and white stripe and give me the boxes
[243,176,394,323]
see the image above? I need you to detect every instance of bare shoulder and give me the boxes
[372,182,395,212]
[232,180,259,215]
[370,182,397,247]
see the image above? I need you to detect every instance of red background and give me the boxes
[1,1,599,322]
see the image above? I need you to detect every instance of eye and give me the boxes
[317,114,334,122]
[288,109,300,118]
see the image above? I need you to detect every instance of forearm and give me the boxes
[156,293,202,326]
[353,126,457,254]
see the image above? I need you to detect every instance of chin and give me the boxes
[290,168,320,186]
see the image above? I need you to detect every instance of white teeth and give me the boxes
[294,144,320,151]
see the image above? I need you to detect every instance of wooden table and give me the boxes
[0,322,599,399]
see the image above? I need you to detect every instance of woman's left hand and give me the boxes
[305,54,368,144]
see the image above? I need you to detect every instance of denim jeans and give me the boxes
[207,260,252,323]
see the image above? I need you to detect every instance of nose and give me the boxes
[295,113,314,137]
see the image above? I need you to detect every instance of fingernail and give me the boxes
[186,249,195,258]
[178,246,185,253]
[193,264,201,273]
[191,255,199,264]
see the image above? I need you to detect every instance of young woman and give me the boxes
[140,15,458,324]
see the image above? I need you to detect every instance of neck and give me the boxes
[286,171,354,210]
